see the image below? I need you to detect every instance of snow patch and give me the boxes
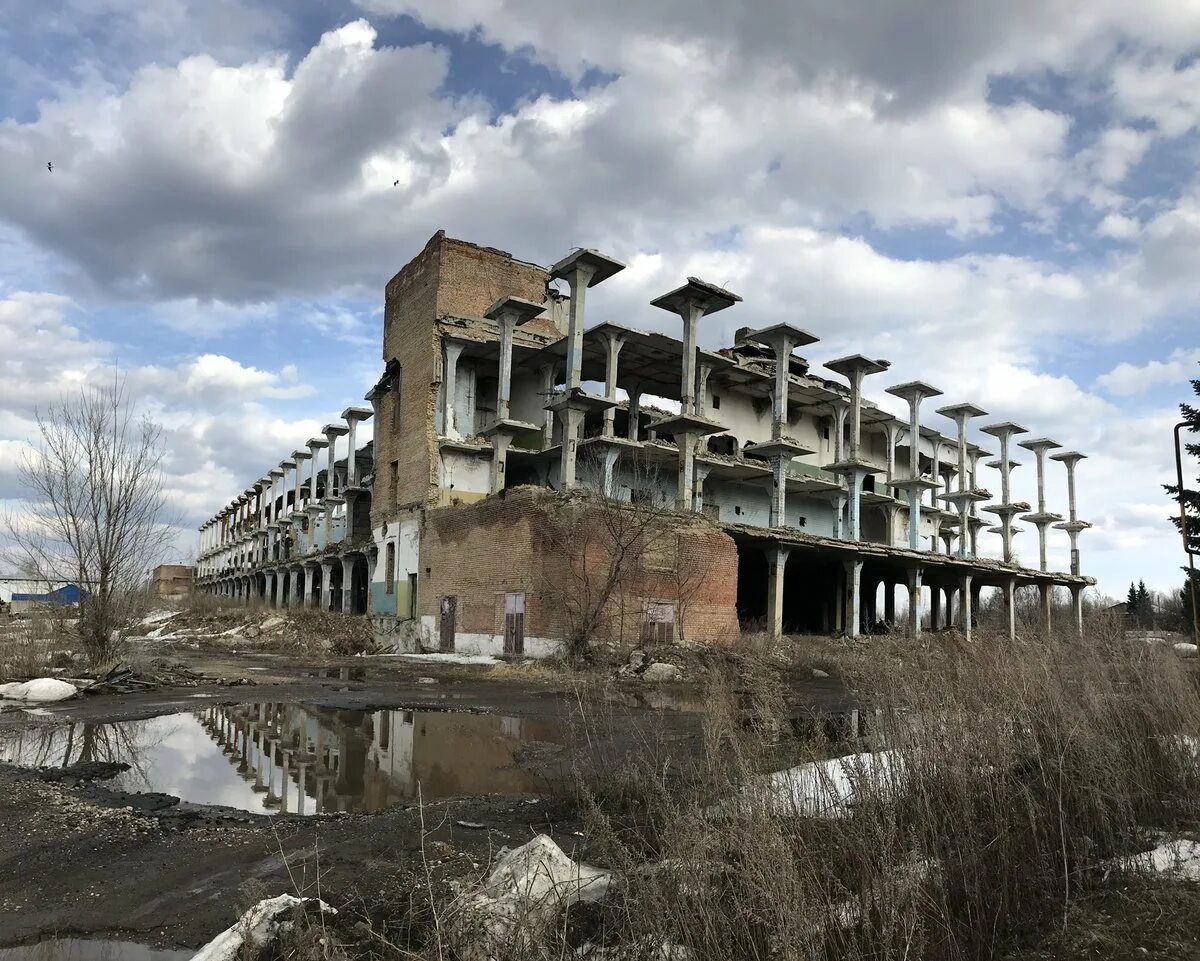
[0,678,78,703]
[190,894,334,961]
[1116,838,1200,881]
[372,651,501,666]
[140,610,180,626]
[1173,642,1199,657]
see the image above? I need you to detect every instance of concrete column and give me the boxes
[307,438,328,501]
[883,421,901,486]
[833,493,847,539]
[884,580,896,624]
[692,462,712,514]
[1070,584,1083,638]
[937,403,987,560]
[485,296,544,425]
[626,383,642,441]
[1052,451,1088,576]
[558,406,584,490]
[767,546,791,641]
[289,568,303,608]
[827,356,890,545]
[1004,578,1017,641]
[602,447,621,499]
[697,362,714,417]
[324,424,347,499]
[489,432,514,495]
[291,454,308,517]
[539,364,557,448]
[769,455,787,528]
[844,557,864,639]
[1020,439,1063,573]
[602,332,625,436]
[846,470,863,540]
[930,584,941,630]
[343,408,373,487]
[944,586,956,628]
[906,570,922,634]
[441,340,465,438]
[676,430,699,512]
[832,401,848,461]
[320,560,335,611]
[341,556,356,614]
[304,566,317,608]
[1040,583,1053,637]
[961,574,973,640]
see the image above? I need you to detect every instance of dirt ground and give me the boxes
[0,635,853,949]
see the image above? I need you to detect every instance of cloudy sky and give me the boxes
[1,0,1197,596]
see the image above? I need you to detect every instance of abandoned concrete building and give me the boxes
[195,231,1093,655]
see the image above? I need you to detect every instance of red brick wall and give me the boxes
[418,488,741,650]
[372,232,550,527]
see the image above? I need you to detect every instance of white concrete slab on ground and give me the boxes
[0,678,78,703]
[189,894,335,961]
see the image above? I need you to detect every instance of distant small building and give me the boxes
[152,564,195,600]
[1,579,85,615]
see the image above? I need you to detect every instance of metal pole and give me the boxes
[1175,421,1199,646]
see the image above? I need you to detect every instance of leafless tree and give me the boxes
[5,376,176,664]
[540,452,713,662]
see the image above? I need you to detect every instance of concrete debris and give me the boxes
[259,615,287,632]
[641,662,684,684]
[190,894,336,961]
[450,834,611,961]
[720,750,905,819]
[0,677,78,703]
[1173,642,1198,657]
[812,668,830,678]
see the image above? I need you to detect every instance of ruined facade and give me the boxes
[196,231,1093,654]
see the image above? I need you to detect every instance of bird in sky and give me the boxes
[47,162,52,172]
[393,179,400,186]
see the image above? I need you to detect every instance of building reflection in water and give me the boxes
[195,701,567,815]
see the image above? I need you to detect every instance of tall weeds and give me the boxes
[562,622,1200,960]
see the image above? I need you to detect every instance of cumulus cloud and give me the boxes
[1096,348,1200,396]
[1,1,1199,592]
[0,290,339,548]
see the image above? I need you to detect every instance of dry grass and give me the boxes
[540,619,1200,961]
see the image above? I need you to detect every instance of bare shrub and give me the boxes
[537,455,716,664]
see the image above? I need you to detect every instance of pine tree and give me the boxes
[1164,361,1200,554]
[1135,580,1152,626]
[1126,582,1138,614]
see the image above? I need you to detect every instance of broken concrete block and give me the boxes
[641,663,683,683]
[189,894,335,961]
[450,834,611,961]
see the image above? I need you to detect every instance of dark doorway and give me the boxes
[736,542,769,629]
[781,553,842,634]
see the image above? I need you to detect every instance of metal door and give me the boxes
[439,595,457,652]
[503,592,525,656]
[642,601,675,645]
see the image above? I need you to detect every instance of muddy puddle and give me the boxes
[0,703,568,814]
[0,940,191,961]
